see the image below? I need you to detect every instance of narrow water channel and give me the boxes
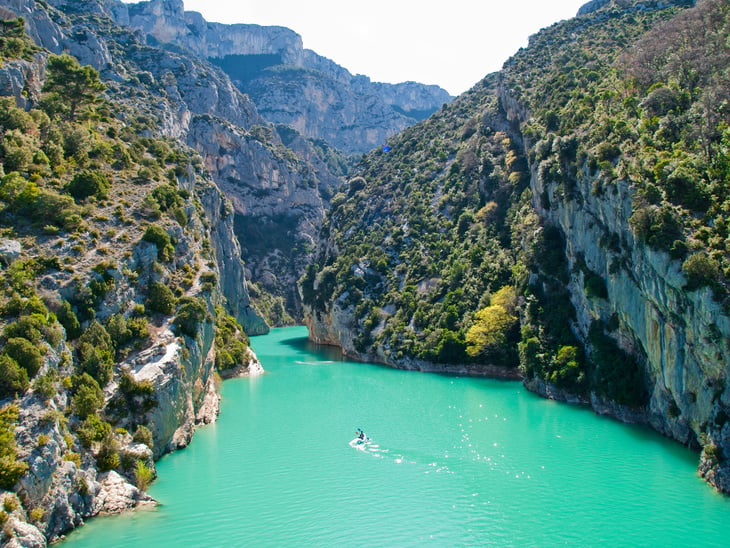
[63,326,730,547]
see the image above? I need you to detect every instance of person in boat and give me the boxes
[356,428,367,441]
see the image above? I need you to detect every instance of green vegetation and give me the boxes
[132,425,154,449]
[305,0,726,404]
[42,54,105,121]
[302,80,529,368]
[214,306,250,371]
[142,224,174,262]
[465,286,519,366]
[0,20,254,498]
[134,460,154,491]
[173,296,208,338]
[0,18,39,64]
[0,405,28,489]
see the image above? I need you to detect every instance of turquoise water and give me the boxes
[64,326,730,547]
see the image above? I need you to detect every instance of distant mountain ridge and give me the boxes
[115,0,453,154]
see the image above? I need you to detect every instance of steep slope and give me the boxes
[16,0,348,324]
[115,0,453,154]
[0,4,278,545]
[303,0,730,493]
[0,46,263,548]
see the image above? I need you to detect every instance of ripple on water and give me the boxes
[62,327,730,548]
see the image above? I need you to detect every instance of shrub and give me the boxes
[151,183,182,212]
[71,373,104,419]
[62,452,81,467]
[134,460,154,491]
[32,369,58,401]
[75,413,111,448]
[29,507,44,523]
[0,355,29,398]
[56,300,82,339]
[142,225,174,262]
[132,425,154,449]
[2,495,18,513]
[682,252,721,291]
[173,297,207,337]
[2,337,43,378]
[584,272,608,299]
[3,314,46,345]
[0,405,28,489]
[67,169,110,201]
[214,308,249,371]
[119,371,153,398]
[96,441,120,472]
[146,282,176,314]
[76,321,114,385]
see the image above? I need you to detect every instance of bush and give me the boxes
[2,337,43,378]
[0,355,29,398]
[132,425,154,449]
[32,369,58,401]
[67,169,110,201]
[134,460,154,491]
[96,441,120,472]
[0,405,28,489]
[146,282,176,314]
[173,297,207,337]
[151,184,182,212]
[76,321,114,385]
[142,225,174,262]
[29,507,44,523]
[584,272,608,299]
[682,252,721,291]
[71,373,104,419]
[2,495,18,513]
[214,308,249,371]
[57,300,82,340]
[75,413,111,448]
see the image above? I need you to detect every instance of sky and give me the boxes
[122,0,590,96]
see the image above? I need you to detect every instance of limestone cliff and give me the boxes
[302,0,730,494]
[14,0,345,323]
[0,2,266,544]
[113,0,453,154]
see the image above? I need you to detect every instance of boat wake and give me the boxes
[348,438,452,473]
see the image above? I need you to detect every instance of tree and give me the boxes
[0,404,28,489]
[71,373,104,419]
[76,321,114,386]
[465,286,518,359]
[141,225,174,262]
[173,297,207,337]
[42,54,105,120]
[67,170,110,202]
[0,355,29,398]
[147,282,176,314]
[2,337,43,378]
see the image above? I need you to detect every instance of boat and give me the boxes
[350,428,370,449]
[349,437,371,450]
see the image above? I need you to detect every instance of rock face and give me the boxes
[303,0,730,495]
[0,2,268,544]
[515,90,730,479]
[114,0,453,154]
[15,0,345,322]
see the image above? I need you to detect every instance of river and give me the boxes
[63,326,730,546]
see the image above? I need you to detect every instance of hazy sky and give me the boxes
[122,0,590,95]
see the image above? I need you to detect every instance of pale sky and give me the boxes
[122,0,590,96]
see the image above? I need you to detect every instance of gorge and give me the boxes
[0,0,728,545]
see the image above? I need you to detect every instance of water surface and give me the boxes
[64,326,730,546]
